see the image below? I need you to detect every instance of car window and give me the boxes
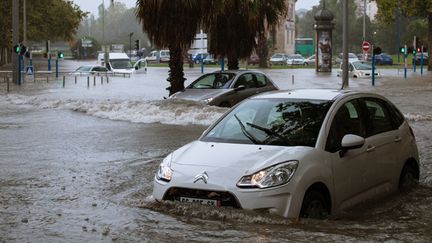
[364,98,394,136]
[76,66,92,72]
[326,99,365,153]
[234,74,256,88]
[254,73,268,87]
[385,101,405,129]
[203,99,333,146]
[188,73,235,89]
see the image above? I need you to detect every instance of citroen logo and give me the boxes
[193,171,209,184]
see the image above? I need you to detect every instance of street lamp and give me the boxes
[129,32,134,60]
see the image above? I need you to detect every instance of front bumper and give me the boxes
[153,176,303,218]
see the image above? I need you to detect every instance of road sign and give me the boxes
[362,41,370,52]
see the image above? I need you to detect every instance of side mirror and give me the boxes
[234,85,246,91]
[135,66,139,70]
[339,134,365,157]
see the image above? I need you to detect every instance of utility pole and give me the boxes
[341,0,349,89]
[23,0,27,45]
[12,0,19,85]
[362,0,366,41]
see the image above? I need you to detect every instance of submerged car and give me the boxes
[286,54,305,65]
[337,61,380,78]
[70,65,110,75]
[170,70,278,107]
[269,53,287,65]
[153,89,419,219]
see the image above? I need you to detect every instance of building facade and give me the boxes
[272,0,296,54]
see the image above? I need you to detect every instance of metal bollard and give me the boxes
[46,76,49,83]
[75,76,77,84]
[62,76,65,88]
[87,76,90,88]
[292,75,294,85]
[106,76,109,84]
[101,76,103,85]
[93,76,96,86]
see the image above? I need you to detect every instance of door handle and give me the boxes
[394,136,402,142]
[366,145,376,152]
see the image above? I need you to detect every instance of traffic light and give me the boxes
[417,47,421,53]
[412,48,416,55]
[19,45,28,57]
[13,44,21,54]
[399,47,406,54]
[134,40,140,50]
[57,51,64,59]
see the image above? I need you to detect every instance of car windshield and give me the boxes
[75,66,92,72]
[187,73,236,89]
[352,61,372,70]
[202,98,333,147]
[110,59,132,69]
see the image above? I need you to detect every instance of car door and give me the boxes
[133,59,148,74]
[360,97,400,189]
[227,73,259,105]
[326,99,371,209]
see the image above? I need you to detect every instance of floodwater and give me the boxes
[1,60,432,242]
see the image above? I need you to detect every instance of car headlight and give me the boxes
[237,161,298,189]
[155,154,173,182]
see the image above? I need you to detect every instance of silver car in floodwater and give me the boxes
[153,89,419,219]
[170,70,278,107]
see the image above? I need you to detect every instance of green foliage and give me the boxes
[0,0,85,48]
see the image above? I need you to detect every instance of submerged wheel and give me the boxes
[399,164,419,192]
[300,190,330,219]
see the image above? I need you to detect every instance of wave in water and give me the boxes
[1,94,228,126]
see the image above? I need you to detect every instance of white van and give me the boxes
[145,50,170,63]
[98,52,147,74]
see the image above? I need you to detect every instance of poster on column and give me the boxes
[317,30,332,72]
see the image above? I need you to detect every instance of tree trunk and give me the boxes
[227,52,239,70]
[167,45,186,96]
[257,33,269,68]
[428,13,432,71]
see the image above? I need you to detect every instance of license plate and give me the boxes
[179,197,219,207]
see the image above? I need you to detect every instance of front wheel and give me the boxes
[399,164,418,192]
[300,190,330,219]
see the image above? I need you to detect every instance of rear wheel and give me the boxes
[399,164,418,192]
[300,190,330,219]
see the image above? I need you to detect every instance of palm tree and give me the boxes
[136,0,201,95]
[203,0,287,70]
[251,0,288,68]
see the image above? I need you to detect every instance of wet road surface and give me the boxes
[1,60,432,242]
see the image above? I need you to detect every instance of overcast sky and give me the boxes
[73,0,321,17]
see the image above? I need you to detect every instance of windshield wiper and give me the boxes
[234,114,261,144]
[246,122,286,141]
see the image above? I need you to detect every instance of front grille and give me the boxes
[163,187,241,208]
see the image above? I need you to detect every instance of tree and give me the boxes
[376,0,432,70]
[136,0,202,95]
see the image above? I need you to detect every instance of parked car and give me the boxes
[304,54,316,66]
[169,70,278,107]
[70,65,110,75]
[247,54,260,65]
[153,89,419,219]
[269,53,287,65]
[335,53,359,64]
[337,61,380,78]
[203,54,216,64]
[414,52,429,65]
[370,53,393,65]
[286,54,305,65]
[192,53,209,63]
[145,50,170,63]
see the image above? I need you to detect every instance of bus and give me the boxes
[295,38,314,57]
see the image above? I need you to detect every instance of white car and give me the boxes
[337,61,381,78]
[269,53,287,65]
[304,55,316,66]
[153,89,419,219]
[335,53,359,64]
[286,54,305,65]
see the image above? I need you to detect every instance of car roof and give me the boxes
[211,70,265,75]
[252,89,353,101]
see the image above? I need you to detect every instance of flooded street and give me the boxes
[1,60,432,242]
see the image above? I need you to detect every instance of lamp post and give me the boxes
[129,32,134,60]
